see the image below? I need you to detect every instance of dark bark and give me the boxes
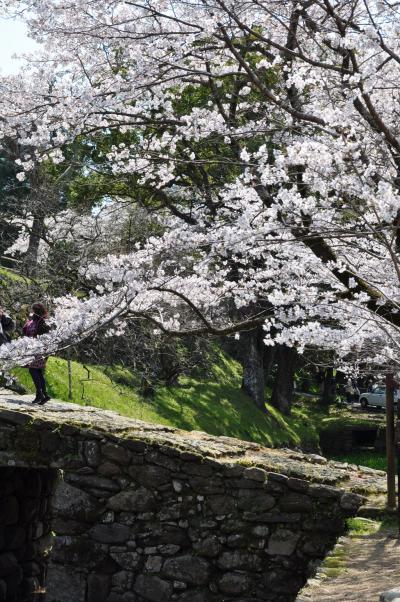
[240,326,266,412]
[263,345,276,384]
[271,345,298,416]
[320,367,336,407]
[24,213,44,276]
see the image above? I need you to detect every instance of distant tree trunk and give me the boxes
[241,327,266,412]
[271,345,298,416]
[321,367,336,407]
[25,212,44,276]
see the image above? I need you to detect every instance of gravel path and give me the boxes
[297,527,400,601]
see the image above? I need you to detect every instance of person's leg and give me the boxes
[37,369,47,394]
[29,368,43,402]
[38,368,50,404]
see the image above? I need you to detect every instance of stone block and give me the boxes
[84,441,101,467]
[189,477,224,494]
[102,444,132,466]
[41,432,62,454]
[128,465,170,489]
[87,573,111,602]
[340,492,365,512]
[107,594,137,602]
[176,591,212,602]
[267,529,301,556]
[109,549,139,571]
[52,480,102,522]
[163,554,210,585]
[217,550,261,571]
[112,570,133,591]
[243,467,267,482]
[206,494,235,514]
[145,555,163,572]
[89,524,130,544]
[182,462,214,477]
[279,493,313,513]
[244,511,300,523]
[145,450,181,471]
[51,518,88,536]
[134,574,173,602]
[308,484,341,499]
[107,487,156,513]
[218,571,249,594]
[158,544,180,556]
[380,589,400,602]
[66,474,120,492]
[226,533,249,549]
[193,535,220,558]
[51,535,108,567]
[237,490,276,512]
[46,565,87,602]
[287,478,310,493]
[98,463,122,478]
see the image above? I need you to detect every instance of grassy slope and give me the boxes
[13,352,388,468]
[13,352,324,449]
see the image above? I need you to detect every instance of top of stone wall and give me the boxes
[0,391,386,497]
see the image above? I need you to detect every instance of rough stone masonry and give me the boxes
[0,392,387,602]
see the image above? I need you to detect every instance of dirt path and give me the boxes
[297,527,400,601]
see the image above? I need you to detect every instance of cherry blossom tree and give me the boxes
[0,0,400,407]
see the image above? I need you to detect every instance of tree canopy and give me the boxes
[0,0,399,374]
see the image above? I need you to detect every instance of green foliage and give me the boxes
[346,517,381,537]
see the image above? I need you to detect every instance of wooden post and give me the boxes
[396,377,400,536]
[386,373,396,509]
[68,359,73,400]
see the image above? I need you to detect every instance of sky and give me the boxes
[0,17,38,74]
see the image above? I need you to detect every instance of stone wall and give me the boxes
[0,467,57,601]
[0,395,387,602]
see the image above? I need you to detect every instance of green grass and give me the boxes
[330,451,387,472]
[346,517,381,537]
[12,351,390,456]
[0,266,28,283]
[12,352,327,449]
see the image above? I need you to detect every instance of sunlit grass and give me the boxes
[12,352,324,448]
[346,517,381,537]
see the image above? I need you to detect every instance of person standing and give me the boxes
[23,303,51,405]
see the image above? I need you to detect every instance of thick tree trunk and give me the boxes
[321,367,336,407]
[241,327,266,412]
[271,345,298,416]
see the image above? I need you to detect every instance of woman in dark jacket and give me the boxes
[23,303,51,405]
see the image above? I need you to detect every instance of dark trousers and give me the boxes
[29,368,47,397]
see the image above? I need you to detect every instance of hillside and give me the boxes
[13,353,325,450]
